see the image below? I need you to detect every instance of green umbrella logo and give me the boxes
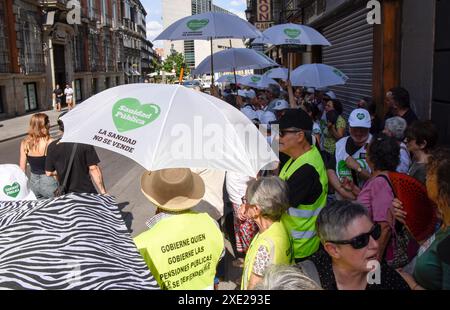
[3,182,20,198]
[251,76,261,83]
[187,19,209,31]
[112,98,161,133]
[284,28,301,39]
[357,113,365,120]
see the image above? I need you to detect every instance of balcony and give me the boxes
[38,0,67,10]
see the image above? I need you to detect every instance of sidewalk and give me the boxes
[0,108,65,143]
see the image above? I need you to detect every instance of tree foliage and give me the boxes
[162,51,189,78]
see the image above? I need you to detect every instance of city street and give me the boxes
[0,129,240,290]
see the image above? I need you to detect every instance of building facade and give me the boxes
[161,0,245,70]
[0,0,157,119]
[246,0,450,144]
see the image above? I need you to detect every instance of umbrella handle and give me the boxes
[210,38,214,84]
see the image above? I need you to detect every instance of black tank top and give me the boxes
[27,155,47,175]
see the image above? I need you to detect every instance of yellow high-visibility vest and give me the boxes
[134,211,224,290]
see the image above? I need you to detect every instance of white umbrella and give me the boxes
[194,48,278,75]
[290,63,349,88]
[264,67,289,80]
[60,84,278,177]
[217,74,242,84]
[258,23,330,46]
[154,12,261,41]
[154,12,261,82]
[239,75,278,90]
[257,23,331,80]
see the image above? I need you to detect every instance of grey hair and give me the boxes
[246,176,289,221]
[385,116,407,141]
[316,200,370,242]
[267,84,281,98]
[253,265,322,290]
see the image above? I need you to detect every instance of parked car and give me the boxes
[182,80,202,91]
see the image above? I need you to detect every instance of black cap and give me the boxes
[277,109,313,131]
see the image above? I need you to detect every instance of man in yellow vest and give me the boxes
[276,109,328,262]
[133,168,224,290]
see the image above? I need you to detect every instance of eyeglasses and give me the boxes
[327,223,381,249]
[279,129,303,137]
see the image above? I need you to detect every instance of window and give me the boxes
[23,83,38,112]
[0,1,9,73]
[75,79,82,103]
[0,86,4,113]
[18,14,45,73]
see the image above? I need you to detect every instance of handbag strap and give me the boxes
[61,143,78,191]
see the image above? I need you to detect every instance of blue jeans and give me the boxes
[29,173,58,199]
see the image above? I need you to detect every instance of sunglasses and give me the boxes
[327,223,381,249]
[279,129,303,137]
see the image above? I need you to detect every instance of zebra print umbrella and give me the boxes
[0,193,158,290]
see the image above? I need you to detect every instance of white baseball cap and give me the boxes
[324,91,337,100]
[0,164,37,201]
[246,89,256,99]
[306,87,315,94]
[272,99,289,111]
[348,108,371,128]
[259,111,277,124]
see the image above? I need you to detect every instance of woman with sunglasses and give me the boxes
[241,176,293,290]
[297,200,409,290]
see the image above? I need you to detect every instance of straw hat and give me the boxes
[140,168,205,211]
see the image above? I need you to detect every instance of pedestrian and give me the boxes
[383,116,411,173]
[226,171,258,265]
[53,84,63,112]
[264,84,282,113]
[45,115,106,195]
[404,120,438,184]
[327,108,373,201]
[276,109,328,261]
[356,134,404,265]
[321,98,346,155]
[241,176,293,290]
[19,113,58,198]
[384,87,418,126]
[0,164,36,201]
[64,83,74,110]
[253,264,322,290]
[133,168,224,290]
[393,148,450,289]
[302,200,410,290]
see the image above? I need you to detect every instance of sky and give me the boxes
[141,0,247,48]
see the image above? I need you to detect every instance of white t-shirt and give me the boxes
[64,87,74,99]
[225,171,252,206]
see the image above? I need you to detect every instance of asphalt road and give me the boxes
[0,133,241,289]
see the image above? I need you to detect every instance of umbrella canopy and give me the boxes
[290,63,349,88]
[264,67,289,80]
[239,74,278,90]
[60,84,278,177]
[216,74,243,84]
[0,194,158,289]
[154,12,261,41]
[193,48,278,75]
[258,23,331,46]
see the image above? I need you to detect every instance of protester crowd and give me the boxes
[1,76,449,291]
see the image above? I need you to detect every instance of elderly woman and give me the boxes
[383,116,411,173]
[404,120,438,184]
[394,148,450,290]
[321,99,346,155]
[253,265,321,290]
[304,200,409,290]
[241,176,293,290]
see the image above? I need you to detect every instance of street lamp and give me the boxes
[245,8,252,21]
